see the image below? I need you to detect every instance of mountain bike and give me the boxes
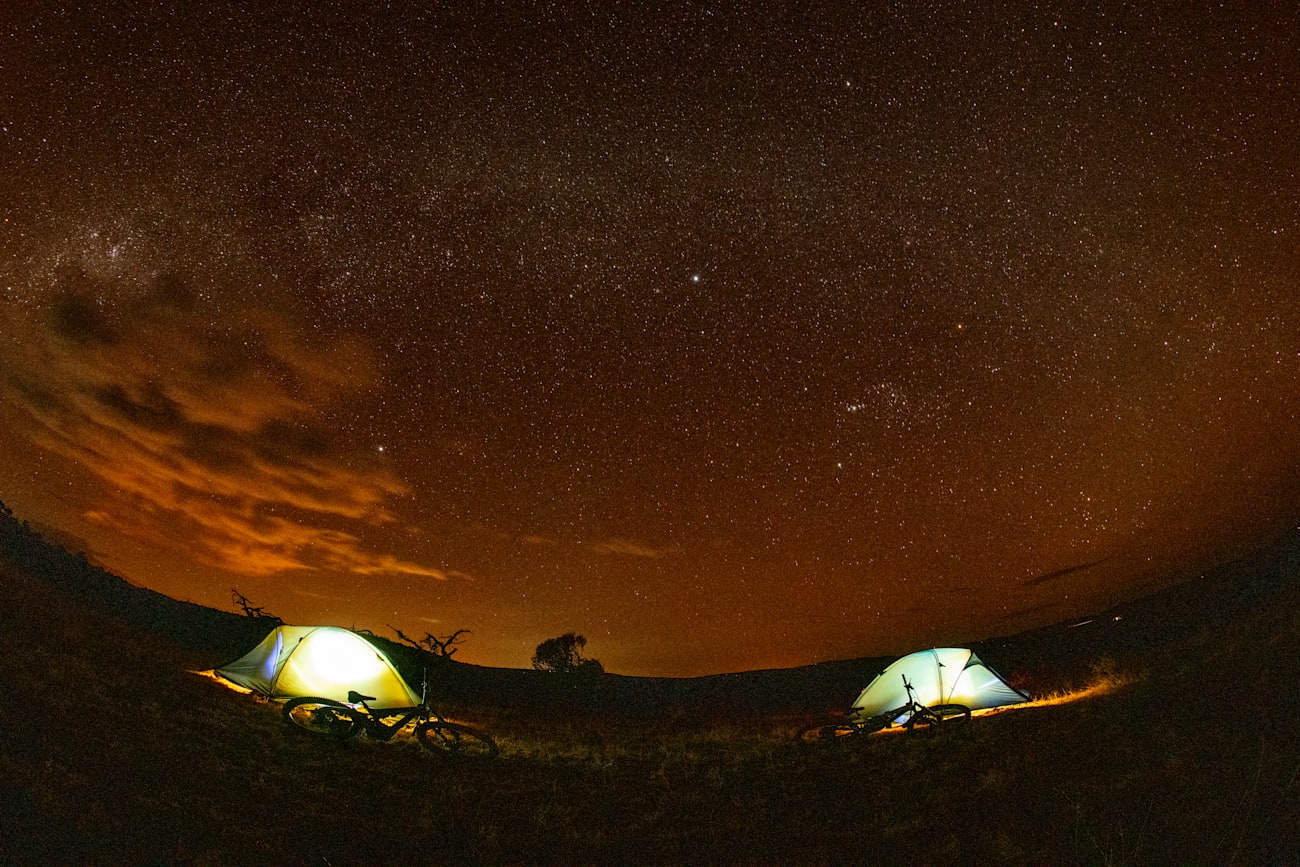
[282,676,498,759]
[798,674,970,743]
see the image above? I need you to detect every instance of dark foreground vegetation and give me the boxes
[3,505,1299,864]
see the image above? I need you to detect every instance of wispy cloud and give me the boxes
[590,537,680,559]
[1023,556,1113,587]
[2,272,445,581]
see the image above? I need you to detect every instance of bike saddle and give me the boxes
[347,690,375,703]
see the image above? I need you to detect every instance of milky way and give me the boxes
[2,2,1297,675]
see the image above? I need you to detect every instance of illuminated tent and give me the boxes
[215,625,420,708]
[851,647,1028,724]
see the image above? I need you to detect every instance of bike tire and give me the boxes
[906,703,971,732]
[282,697,363,740]
[416,721,499,759]
[930,703,971,724]
[798,724,857,744]
[904,707,937,731]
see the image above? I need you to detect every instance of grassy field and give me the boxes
[3,552,1300,865]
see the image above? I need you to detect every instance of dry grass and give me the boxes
[4,557,1300,865]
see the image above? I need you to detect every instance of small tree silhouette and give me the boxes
[532,632,603,676]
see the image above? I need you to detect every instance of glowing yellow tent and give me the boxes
[215,625,420,708]
[852,647,1028,723]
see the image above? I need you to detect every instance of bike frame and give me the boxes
[350,701,429,741]
[346,672,448,741]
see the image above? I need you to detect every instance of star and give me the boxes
[0,2,1295,677]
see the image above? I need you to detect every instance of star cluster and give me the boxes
[1,2,1297,674]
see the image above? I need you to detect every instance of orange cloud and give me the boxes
[2,271,445,581]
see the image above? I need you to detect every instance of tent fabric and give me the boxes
[216,625,420,708]
[851,647,1028,723]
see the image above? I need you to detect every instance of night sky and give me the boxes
[2,2,1297,676]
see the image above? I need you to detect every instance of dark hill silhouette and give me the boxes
[0,500,270,663]
[3,496,1298,717]
[4,496,1300,863]
[975,526,1300,689]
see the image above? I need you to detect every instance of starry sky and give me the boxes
[2,2,1297,676]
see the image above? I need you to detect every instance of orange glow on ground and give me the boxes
[977,673,1140,716]
[870,672,1139,735]
[192,669,255,694]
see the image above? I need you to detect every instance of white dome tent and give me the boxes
[215,625,420,709]
[852,647,1028,725]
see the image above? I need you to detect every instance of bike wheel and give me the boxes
[930,703,971,724]
[906,703,970,732]
[798,724,857,743]
[282,697,363,739]
[416,721,498,759]
[904,708,938,731]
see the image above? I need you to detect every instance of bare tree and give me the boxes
[230,589,282,624]
[391,626,471,661]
